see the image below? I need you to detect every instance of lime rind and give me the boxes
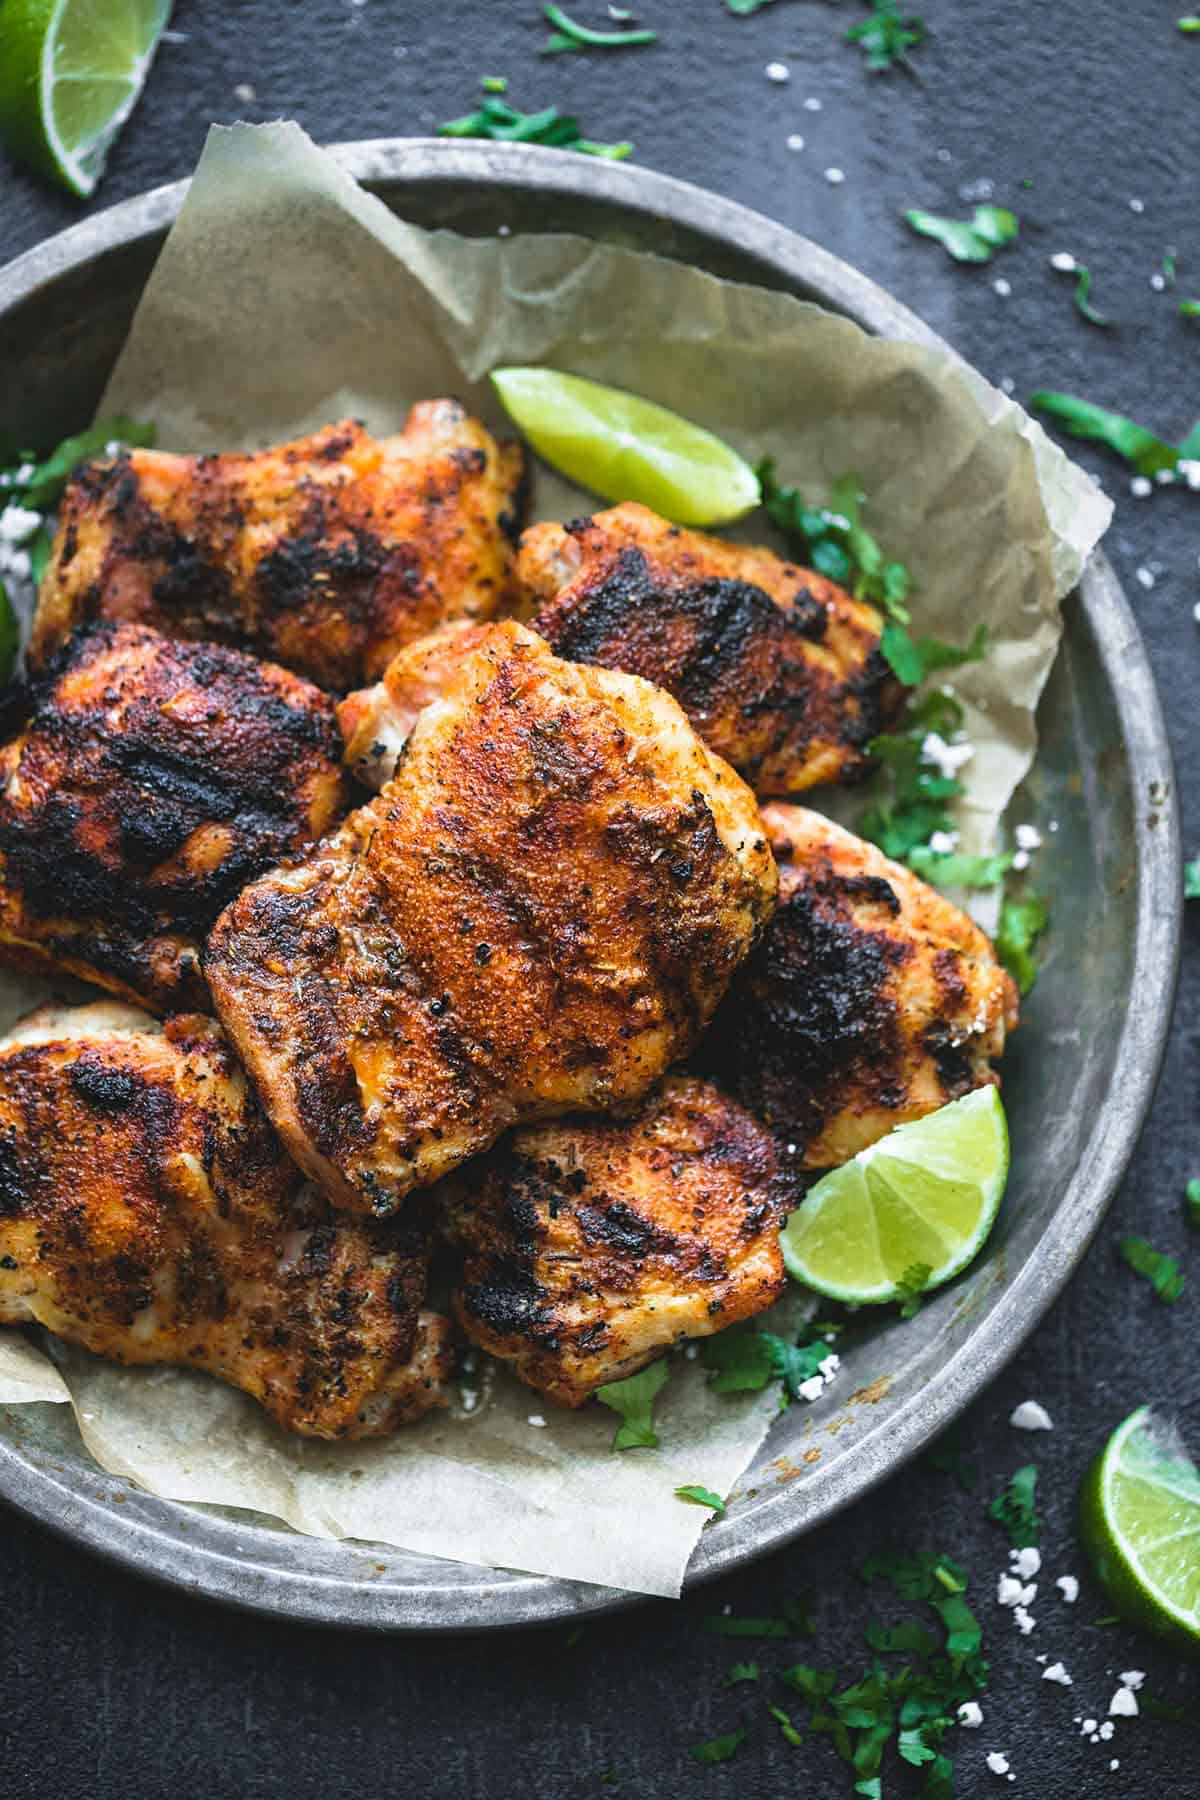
[779,1087,1009,1305]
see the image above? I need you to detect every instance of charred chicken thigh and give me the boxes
[207,620,777,1215]
[446,1074,793,1407]
[0,1003,452,1436]
[517,503,900,797]
[32,405,528,690]
[707,804,1018,1167]
[0,623,348,1013]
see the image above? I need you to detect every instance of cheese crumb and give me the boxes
[1135,566,1156,591]
[1010,1398,1052,1430]
[765,60,790,81]
[1010,1546,1041,1580]
[0,504,41,544]
[786,134,805,151]
[929,829,960,854]
[996,1573,1025,1607]
[824,167,846,185]
[1055,1575,1079,1603]
[1080,1719,1097,1736]
[804,96,822,111]
[1099,1720,1115,1740]
[1013,1605,1036,1635]
[958,1701,983,1728]
[1043,1661,1073,1686]
[1050,252,1077,272]
[993,277,1012,297]
[1130,475,1154,498]
[1151,272,1167,292]
[922,732,974,778]
[797,1376,825,1403]
[985,1752,1011,1776]
[1108,1686,1138,1718]
[1118,1669,1145,1690]
[527,1414,547,1428]
[233,81,257,103]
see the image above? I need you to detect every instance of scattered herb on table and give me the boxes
[1029,391,1200,477]
[1185,1179,1200,1229]
[541,4,658,53]
[1179,15,1200,30]
[675,1483,727,1516]
[596,1359,669,1448]
[1119,1235,1186,1303]
[995,890,1050,994]
[846,0,927,72]
[1186,858,1200,897]
[704,1596,814,1638]
[1067,264,1111,327]
[689,1727,748,1764]
[904,205,1018,264]
[725,0,776,12]
[987,1464,1040,1548]
[724,1661,761,1685]
[1181,300,1200,318]
[437,82,633,158]
[767,1702,805,1746]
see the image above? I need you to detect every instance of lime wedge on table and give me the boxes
[0,0,172,198]
[490,368,760,527]
[1080,1406,1200,1650]
[780,1087,1009,1304]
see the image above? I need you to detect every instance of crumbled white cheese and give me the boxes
[993,278,1012,297]
[1108,1686,1138,1718]
[1135,566,1156,591]
[1130,196,1145,212]
[985,1752,1011,1776]
[1010,1545,1041,1579]
[929,829,960,854]
[1000,377,1015,395]
[1055,1575,1079,1603]
[765,60,790,81]
[1129,475,1153,498]
[804,95,822,111]
[1080,1719,1097,1736]
[0,504,41,544]
[1099,1720,1115,1740]
[1013,1605,1036,1635]
[1010,1398,1052,1430]
[1050,252,1077,272]
[527,1414,547,1428]
[922,732,974,778]
[1156,468,1176,485]
[958,1701,983,1728]
[786,134,805,151]
[233,81,257,103]
[1118,1669,1145,1690]
[1043,1662,1073,1686]
[1178,459,1200,490]
[824,167,846,185]
[996,1573,1025,1607]
[797,1376,825,1403]
[1110,1760,1120,1772]
[818,1353,840,1381]
[1012,851,1030,871]
[1151,273,1167,292]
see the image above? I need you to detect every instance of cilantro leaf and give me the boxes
[768,1703,804,1746]
[1186,1179,1200,1229]
[21,417,156,510]
[1029,391,1186,477]
[724,1661,761,1685]
[758,462,913,622]
[1179,16,1200,30]
[865,1620,937,1656]
[701,1324,832,1401]
[1071,266,1112,328]
[995,891,1049,994]
[675,1483,726,1515]
[689,1728,747,1764]
[782,1663,837,1699]
[1119,1235,1186,1303]
[437,83,632,159]
[1186,858,1200,898]
[596,1359,669,1448]
[895,1261,933,1318]
[704,1596,813,1638]
[907,847,1012,889]
[905,205,1018,263]
[847,0,927,72]
[541,4,658,53]
[725,0,775,11]
[987,1464,1040,1548]
[1181,300,1200,319]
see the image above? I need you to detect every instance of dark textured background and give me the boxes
[0,3,1196,1795]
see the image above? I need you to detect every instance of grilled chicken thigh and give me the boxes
[517,503,899,796]
[0,1003,452,1436]
[207,620,777,1215]
[707,805,1018,1167]
[0,623,348,1013]
[446,1075,792,1407]
[33,405,528,690]
[337,619,488,788]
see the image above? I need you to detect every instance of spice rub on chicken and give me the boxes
[0,623,349,1013]
[706,805,1018,1168]
[206,620,777,1216]
[0,1003,452,1437]
[32,404,529,691]
[446,1075,793,1408]
[516,502,900,797]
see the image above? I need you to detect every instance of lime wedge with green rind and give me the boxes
[0,0,173,198]
[780,1086,1009,1304]
[1079,1406,1200,1651]
[490,367,760,527]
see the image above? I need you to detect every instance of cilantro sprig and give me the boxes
[541,4,658,53]
[1119,1235,1186,1303]
[995,890,1050,994]
[701,1322,834,1403]
[987,1464,1040,1548]
[1,416,155,588]
[904,205,1018,264]
[437,82,633,158]
[689,1728,747,1764]
[676,1483,727,1516]
[1030,391,1200,478]
[596,1359,669,1448]
[847,0,926,72]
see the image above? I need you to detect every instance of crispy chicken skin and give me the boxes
[0,623,349,1013]
[0,1003,452,1436]
[32,405,529,690]
[707,804,1018,1167]
[206,620,777,1216]
[517,503,900,796]
[445,1075,793,1407]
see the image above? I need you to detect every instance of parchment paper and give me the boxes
[0,123,1110,1597]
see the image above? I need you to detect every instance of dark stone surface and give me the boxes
[0,3,1195,1795]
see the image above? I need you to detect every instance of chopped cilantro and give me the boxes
[907,847,1011,889]
[596,1360,669,1448]
[1070,265,1112,327]
[995,890,1050,994]
[846,1,926,73]
[704,1596,814,1638]
[865,1620,937,1656]
[895,1262,933,1318]
[904,205,1018,263]
[701,1323,832,1401]
[688,1728,748,1764]
[1186,1179,1200,1228]
[1029,391,1196,477]
[724,1661,761,1685]
[437,82,632,158]
[1185,858,1200,897]
[1179,15,1200,29]
[541,4,658,53]
[768,1703,805,1747]
[1181,300,1200,318]
[675,1484,726,1516]
[1119,1234,1186,1303]
[725,0,774,11]
[861,689,969,862]
[987,1464,1040,1548]
[782,1663,837,1699]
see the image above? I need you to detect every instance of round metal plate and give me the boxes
[0,140,1180,1631]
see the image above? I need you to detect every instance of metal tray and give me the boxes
[0,139,1180,1631]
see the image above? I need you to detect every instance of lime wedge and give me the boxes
[0,0,173,198]
[490,367,760,527]
[1080,1406,1200,1649]
[780,1087,1009,1305]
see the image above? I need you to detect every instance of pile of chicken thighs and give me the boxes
[0,402,1017,1438]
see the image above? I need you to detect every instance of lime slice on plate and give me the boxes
[0,0,173,198]
[1080,1406,1200,1650]
[780,1086,1010,1304]
[490,367,760,527]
